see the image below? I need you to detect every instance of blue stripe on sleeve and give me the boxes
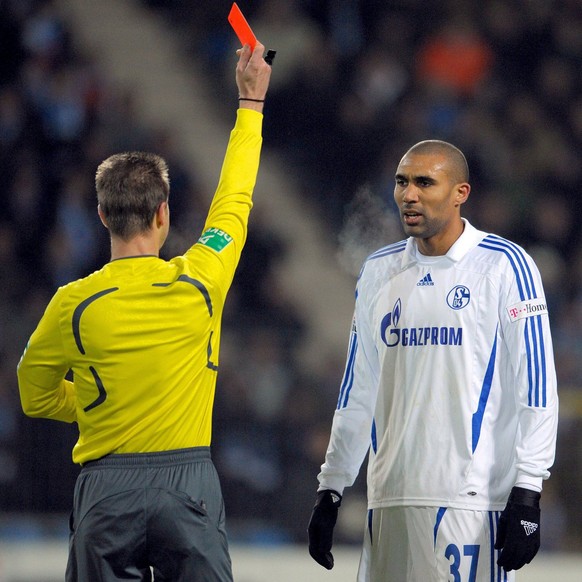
[479,239,529,300]
[524,322,535,406]
[337,331,357,409]
[527,317,541,406]
[343,242,405,407]
[367,240,407,262]
[485,235,538,298]
[478,236,548,408]
[539,316,547,407]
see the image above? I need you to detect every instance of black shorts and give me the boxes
[66,447,232,582]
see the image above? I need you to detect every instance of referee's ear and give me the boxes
[155,200,170,228]
[97,204,109,229]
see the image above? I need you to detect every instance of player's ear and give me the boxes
[454,183,470,207]
[97,204,109,229]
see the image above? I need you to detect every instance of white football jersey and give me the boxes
[319,220,558,511]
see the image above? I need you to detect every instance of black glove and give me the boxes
[495,486,541,571]
[307,489,342,570]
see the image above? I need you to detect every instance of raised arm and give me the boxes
[235,42,272,113]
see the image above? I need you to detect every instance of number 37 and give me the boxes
[445,544,480,582]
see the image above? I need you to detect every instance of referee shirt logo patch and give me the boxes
[507,298,548,322]
[198,228,233,252]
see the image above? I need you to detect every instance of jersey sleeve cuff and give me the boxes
[235,108,263,134]
[317,477,346,496]
[515,474,544,492]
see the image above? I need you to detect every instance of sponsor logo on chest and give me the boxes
[379,279,469,347]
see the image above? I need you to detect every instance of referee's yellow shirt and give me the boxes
[17,109,263,464]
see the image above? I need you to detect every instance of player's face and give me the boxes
[394,152,468,256]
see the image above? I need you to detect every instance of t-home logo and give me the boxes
[507,298,548,323]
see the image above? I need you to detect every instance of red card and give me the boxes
[228,3,257,50]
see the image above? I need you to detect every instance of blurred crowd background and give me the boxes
[1,0,581,555]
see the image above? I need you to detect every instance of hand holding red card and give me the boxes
[228,3,257,50]
[228,3,276,65]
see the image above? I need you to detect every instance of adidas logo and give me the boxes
[417,273,435,286]
[521,520,538,536]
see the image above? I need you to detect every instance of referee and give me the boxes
[17,42,272,581]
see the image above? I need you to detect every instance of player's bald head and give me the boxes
[402,140,469,184]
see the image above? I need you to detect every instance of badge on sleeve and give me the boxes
[507,298,548,322]
[197,228,233,252]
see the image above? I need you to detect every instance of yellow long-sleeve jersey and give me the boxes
[17,109,263,464]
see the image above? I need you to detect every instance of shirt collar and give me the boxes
[400,219,486,268]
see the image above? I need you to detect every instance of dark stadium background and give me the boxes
[1,0,581,561]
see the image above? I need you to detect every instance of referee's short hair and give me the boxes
[96,152,170,240]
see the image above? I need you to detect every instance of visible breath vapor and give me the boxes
[337,185,402,277]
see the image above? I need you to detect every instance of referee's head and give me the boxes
[95,152,170,241]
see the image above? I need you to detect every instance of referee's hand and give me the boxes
[307,489,342,570]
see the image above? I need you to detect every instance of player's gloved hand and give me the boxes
[495,486,541,571]
[307,489,342,570]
